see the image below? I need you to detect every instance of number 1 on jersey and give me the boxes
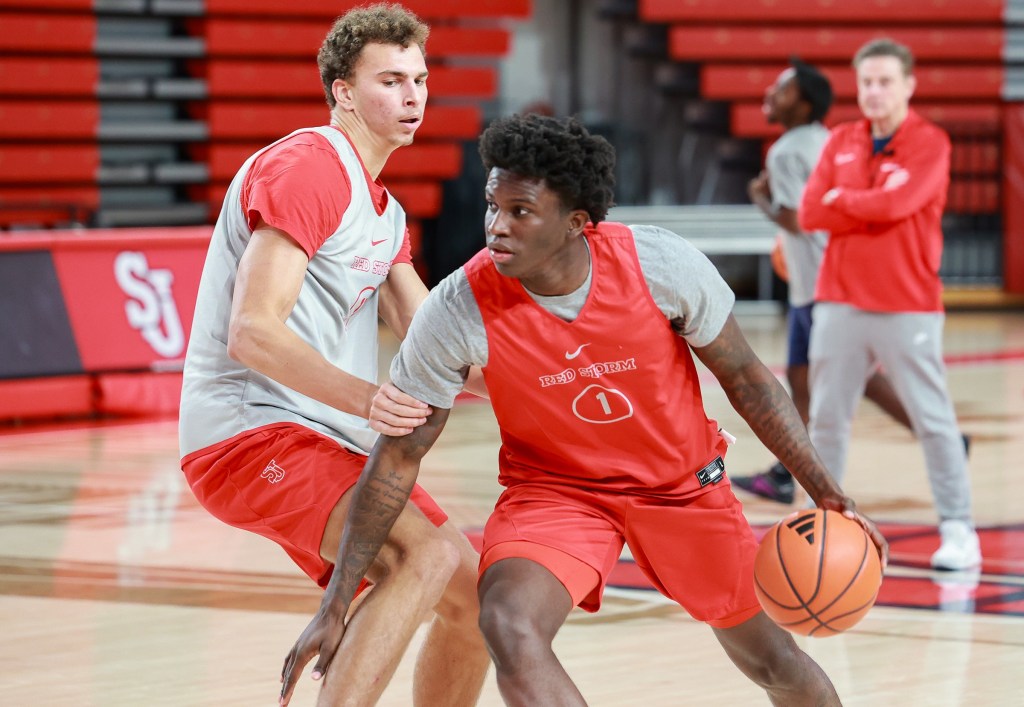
[573,384,634,424]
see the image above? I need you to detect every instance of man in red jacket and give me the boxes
[799,38,980,570]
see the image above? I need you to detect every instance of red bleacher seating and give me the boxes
[199,179,441,219]
[0,101,98,140]
[382,144,463,180]
[199,19,510,58]
[0,14,95,54]
[203,0,530,19]
[0,185,99,206]
[0,1,515,238]
[0,185,99,227]
[646,0,1006,221]
[201,143,463,181]
[0,145,99,183]
[641,0,1002,24]
[388,182,442,218]
[199,103,481,141]
[947,178,1000,212]
[949,142,1001,176]
[0,0,93,8]
[201,62,496,100]
[669,27,1004,63]
[730,103,1003,139]
[0,58,98,96]
[702,65,1005,100]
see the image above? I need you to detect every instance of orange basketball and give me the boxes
[753,508,882,637]
[770,231,789,282]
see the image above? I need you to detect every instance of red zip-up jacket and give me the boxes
[799,109,950,312]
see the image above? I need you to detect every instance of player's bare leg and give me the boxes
[713,611,840,707]
[313,495,465,706]
[864,371,913,430]
[478,558,584,707]
[786,364,811,425]
[413,522,490,706]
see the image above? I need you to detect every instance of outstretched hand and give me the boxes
[369,381,432,436]
[819,495,889,571]
[279,608,347,706]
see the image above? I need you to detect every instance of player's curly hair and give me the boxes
[317,3,429,108]
[478,114,616,224]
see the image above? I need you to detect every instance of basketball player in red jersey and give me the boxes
[283,114,889,705]
[178,6,488,706]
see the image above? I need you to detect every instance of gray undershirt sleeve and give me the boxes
[389,269,486,409]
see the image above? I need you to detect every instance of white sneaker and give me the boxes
[931,520,982,570]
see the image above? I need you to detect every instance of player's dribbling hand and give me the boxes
[369,381,432,436]
[279,607,347,706]
[819,496,889,571]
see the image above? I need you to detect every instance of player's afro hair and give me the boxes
[790,56,834,123]
[478,114,616,224]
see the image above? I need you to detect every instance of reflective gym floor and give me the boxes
[1,310,1022,706]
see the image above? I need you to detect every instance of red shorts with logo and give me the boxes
[181,422,448,587]
[479,482,761,628]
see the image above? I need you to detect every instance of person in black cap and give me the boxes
[733,57,917,504]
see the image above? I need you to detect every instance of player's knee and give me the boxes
[434,551,482,626]
[734,632,804,689]
[478,597,542,667]
[412,534,462,590]
[377,530,461,594]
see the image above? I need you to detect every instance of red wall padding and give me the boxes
[95,372,183,417]
[0,376,94,420]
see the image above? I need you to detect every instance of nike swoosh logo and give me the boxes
[565,343,590,360]
[370,238,389,246]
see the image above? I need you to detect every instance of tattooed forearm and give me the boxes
[332,465,416,603]
[320,406,452,614]
[694,315,845,505]
[726,374,825,490]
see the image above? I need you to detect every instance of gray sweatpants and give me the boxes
[807,302,973,522]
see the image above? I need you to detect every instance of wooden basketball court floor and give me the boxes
[2,309,1023,706]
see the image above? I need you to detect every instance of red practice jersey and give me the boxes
[465,222,727,497]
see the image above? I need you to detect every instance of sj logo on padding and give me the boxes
[114,251,185,358]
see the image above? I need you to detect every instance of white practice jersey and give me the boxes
[179,127,405,457]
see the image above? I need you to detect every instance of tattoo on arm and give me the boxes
[323,407,452,612]
[694,316,841,503]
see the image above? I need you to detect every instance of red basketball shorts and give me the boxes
[479,482,761,628]
[181,422,448,587]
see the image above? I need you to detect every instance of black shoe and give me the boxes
[961,433,971,458]
[731,462,795,504]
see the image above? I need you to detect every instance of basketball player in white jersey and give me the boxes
[177,6,488,706]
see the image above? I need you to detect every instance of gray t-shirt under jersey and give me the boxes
[767,122,830,307]
[390,224,736,409]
